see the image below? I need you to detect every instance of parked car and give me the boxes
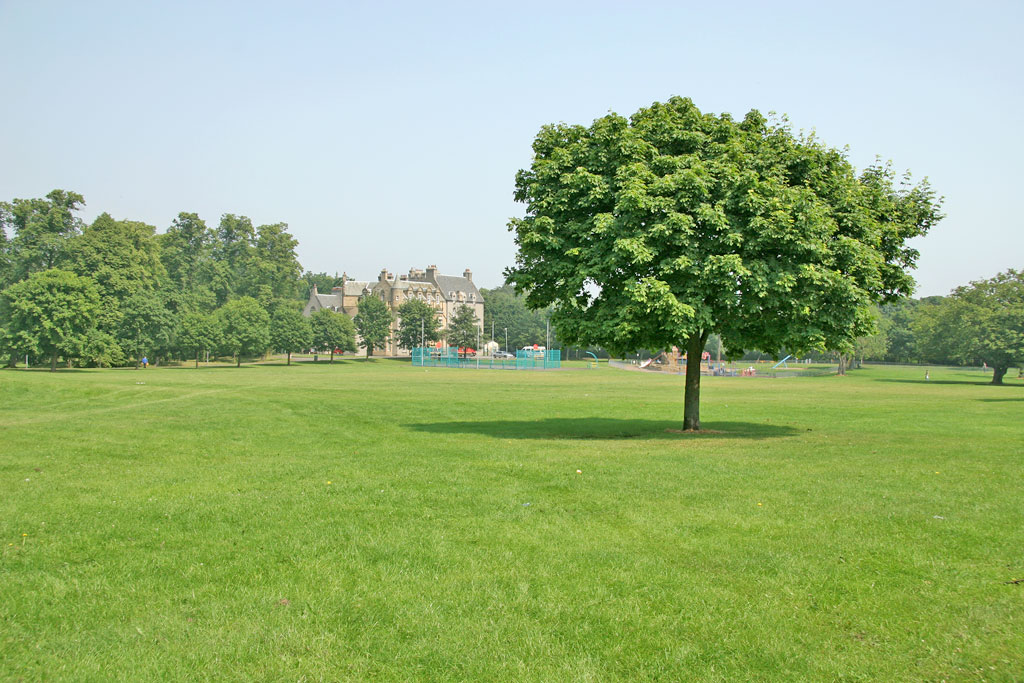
[493,351,515,359]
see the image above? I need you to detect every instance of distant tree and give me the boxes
[309,309,356,362]
[177,311,220,368]
[302,271,344,301]
[118,292,176,368]
[159,212,216,312]
[481,284,548,351]
[913,269,1024,385]
[396,298,440,351]
[0,268,100,371]
[852,308,889,368]
[65,213,164,302]
[79,328,125,368]
[447,305,480,358]
[248,222,302,301]
[507,97,942,430]
[217,297,271,367]
[1,190,86,286]
[271,307,312,365]
[880,299,923,363]
[354,296,392,357]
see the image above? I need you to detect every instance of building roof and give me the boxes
[313,293,342,308]
[342,281,371,296]
[434,274,481,301]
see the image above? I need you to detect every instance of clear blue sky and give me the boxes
[2,0,1020,296]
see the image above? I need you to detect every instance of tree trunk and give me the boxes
[287,351,292,366]
[50,353,58,372]
[330,350,335,363]
[195,352,200,369]
[683,331,707,431]
[992,365,1007,385]
[236,355,241,368]
[837,354,847,375]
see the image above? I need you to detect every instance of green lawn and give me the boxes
[1,361,1021,680]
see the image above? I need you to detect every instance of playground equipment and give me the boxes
[411,346,561,370]
[772,355,793,370]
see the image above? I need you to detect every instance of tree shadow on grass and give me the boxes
[874,378,1023,387]
[405,418,800,441]
[976,397,1024,402]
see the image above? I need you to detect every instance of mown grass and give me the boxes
[1,361,1021,680]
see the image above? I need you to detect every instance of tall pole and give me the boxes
[504,327,508,354]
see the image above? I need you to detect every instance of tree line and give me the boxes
[0,190,489,369]
[0,189,337,369]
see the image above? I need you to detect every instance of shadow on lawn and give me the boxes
[406,418,799,441]
[874,378,1023,387]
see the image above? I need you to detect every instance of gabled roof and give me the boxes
[342,281,371,296]
[313,293,342,308]
[435,274,481,301]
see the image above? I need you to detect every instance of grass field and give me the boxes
[1,361,1021,680]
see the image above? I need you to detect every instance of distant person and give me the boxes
[142,356,148,368]
[925,370,930,381]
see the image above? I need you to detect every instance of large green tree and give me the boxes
[354,296,392,357]
[913,270,1024,385]
[177,311,220,368]
[447,305,480,358]
[507,97,942,430]
[1,190,86,286]
[118,292,176,368]
[1,268,100,370]
[159,212,216,312]
[396,298,441,351]
[271,307,312,365]
[309,309,356,362]
[217,297,271,367]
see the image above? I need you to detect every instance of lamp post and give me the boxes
[504,327,508,354]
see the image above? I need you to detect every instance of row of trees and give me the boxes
[0,190,353,368]
[0,191,493,368]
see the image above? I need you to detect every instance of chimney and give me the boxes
[311,283,318,295]
[426,264,437,282]
[379,268,389,282]
[463,268,472,282]
[331,286,343,295]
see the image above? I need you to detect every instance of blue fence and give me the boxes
[411,347,561,370]
[516,348,561,369]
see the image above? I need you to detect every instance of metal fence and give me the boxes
[411,347,561,370]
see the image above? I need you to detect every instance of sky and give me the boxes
[1,0,1020,296]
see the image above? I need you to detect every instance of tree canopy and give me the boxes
[507,97,943,429]
[396,298,440,351]
[354,296,392,357]
[1,268,100,370]
[481,285,549,351]
[310,309,356,362]
[447,305,480,357]
[217,297,271,367]
[272,307,312,365]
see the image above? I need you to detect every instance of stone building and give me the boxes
[303,265,484,356]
